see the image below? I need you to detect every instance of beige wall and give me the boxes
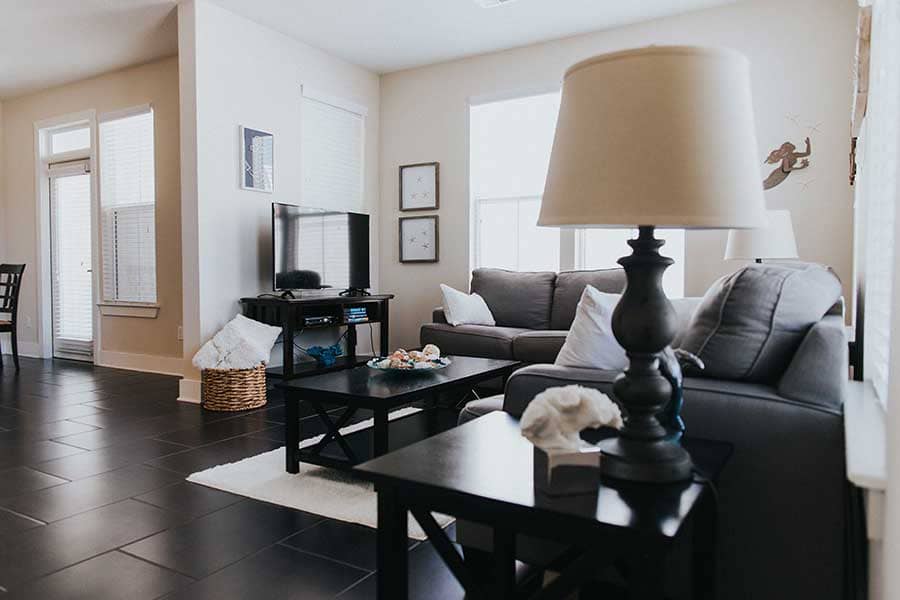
[379,0,857,349]
[1,56,183,362]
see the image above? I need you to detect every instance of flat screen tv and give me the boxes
[272,203,370,294]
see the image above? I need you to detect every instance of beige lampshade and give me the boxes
[724,209,799,260]
[539,46,766,229]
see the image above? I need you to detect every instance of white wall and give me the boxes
[379,0,857,349]
[178,0,381,401]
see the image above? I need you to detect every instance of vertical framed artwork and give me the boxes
[399,216,439,263]
[399,162,439,211]
[240,126,274,193]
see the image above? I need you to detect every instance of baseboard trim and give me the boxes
[0,339,44,359]
[178,378,202,404]
[94,350,184,377]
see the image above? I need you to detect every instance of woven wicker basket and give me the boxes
[201,363,267,411]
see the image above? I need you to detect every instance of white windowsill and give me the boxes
[845,380,887,541]
[98,303,159,318]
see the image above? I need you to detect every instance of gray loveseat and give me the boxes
[421,268,626,363]
[426,268,853,600]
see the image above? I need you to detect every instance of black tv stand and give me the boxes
[339,288,371,297]
[240,293,393,380]
[279,290,297,299]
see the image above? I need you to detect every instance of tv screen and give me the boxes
[272,203,370,292]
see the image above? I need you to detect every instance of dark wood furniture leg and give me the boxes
[692,486,718,600]
[380,301,390,356]
[282,311,295,379]
[374,408,389,456]
[492,528,516,598]
[626,545,666,600]
[11,328,18,370]
[347,324,357,361]
[285,392,300,474]
[377,486,408,600]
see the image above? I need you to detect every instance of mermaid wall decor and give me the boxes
[763,137,812,190]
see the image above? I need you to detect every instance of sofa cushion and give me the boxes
[679,263,842,383]
[458,395,504,425]
[420,323,529,360]
[471,268,556,330]
[550,269,626,330]
[511,331,568,363]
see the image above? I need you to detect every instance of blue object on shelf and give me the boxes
[306,342,343,367]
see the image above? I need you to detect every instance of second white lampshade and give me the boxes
[538,46,766,230]
[724,209,799,261]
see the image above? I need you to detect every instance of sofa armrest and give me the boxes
[777,314,848,411]
[502,364,619,417]
[432,306,448,325]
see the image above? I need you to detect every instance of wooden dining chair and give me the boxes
[0,264,26,370]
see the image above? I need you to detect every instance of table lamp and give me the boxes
[724,209,798,263]
[539,46,766,483]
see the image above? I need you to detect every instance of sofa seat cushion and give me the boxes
[420,323,530,360]
[550,269,626,330]
[471,268,556,330]
[458,395,504,425]
[679,263,842,383]
[512,330,569,363]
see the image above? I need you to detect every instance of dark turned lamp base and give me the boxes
[599,225,693,483]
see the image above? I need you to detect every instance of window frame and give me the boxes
[96,103,159,310]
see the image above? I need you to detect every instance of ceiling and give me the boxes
[0,0,736,99]
[0,0,178,100]
[213,0,737,73]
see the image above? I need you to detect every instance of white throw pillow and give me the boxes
[555,285,628,370]
[440,284,496,327]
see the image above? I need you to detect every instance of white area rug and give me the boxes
[186,407,452,540]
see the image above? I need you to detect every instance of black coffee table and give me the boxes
[356,411,731,600]
[277,356,520,474]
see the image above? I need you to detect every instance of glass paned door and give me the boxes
[50,167,94,360]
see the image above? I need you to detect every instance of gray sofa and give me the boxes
[427,268,853,600]
[421,268,626,363]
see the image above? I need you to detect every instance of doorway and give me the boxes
[48,161,94,361]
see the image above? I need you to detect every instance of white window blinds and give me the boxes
[98,107,157,304]
[301,91,364,211]
[859,0,900,406]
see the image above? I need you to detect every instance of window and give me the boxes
[858,0,900,406]
[578,229,685,298]
[470,92,561,271]
[98,107,157,304]
[50,125,90,155]
[470,92,685,292]
[301,89,365,211]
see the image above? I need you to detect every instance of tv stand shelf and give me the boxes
[240,294,393,380]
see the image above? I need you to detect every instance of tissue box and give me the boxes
[533,444,602,496]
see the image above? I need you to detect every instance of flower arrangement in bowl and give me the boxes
[367,344,451,373]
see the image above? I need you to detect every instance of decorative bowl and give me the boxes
[366,356,452,373]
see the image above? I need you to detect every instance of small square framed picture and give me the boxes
[399,162,439,211]
[399,216,439,263]
[240,126,274,193]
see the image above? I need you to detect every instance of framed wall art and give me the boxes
[240,126,274,193]
[399,215,439,263]
[399,162,439,211]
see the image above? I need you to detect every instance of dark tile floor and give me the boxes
[0,357,467,599]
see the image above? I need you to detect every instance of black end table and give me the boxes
[356,411,731,600]
[276,356,520,473]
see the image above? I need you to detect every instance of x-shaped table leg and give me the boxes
[307,401,360,463]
